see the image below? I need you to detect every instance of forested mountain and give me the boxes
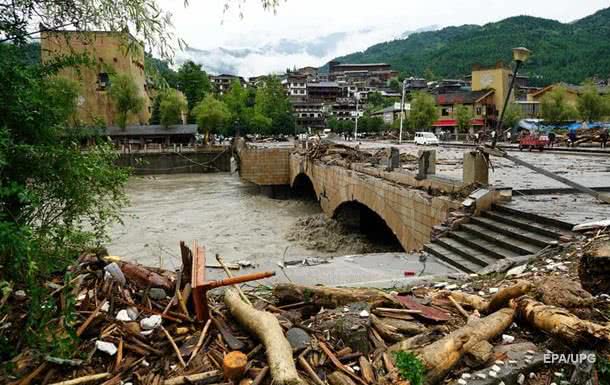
[332,8,610,86]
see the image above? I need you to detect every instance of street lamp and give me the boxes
[495,47,531,139]
[399,78,407,144]
[354,91,361,140]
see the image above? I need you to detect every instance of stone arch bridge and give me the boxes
[238,145,487,251]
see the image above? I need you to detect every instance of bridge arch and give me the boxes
[290,172,318,201]
[332,200,404,251]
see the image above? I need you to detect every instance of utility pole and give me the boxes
[399,79,407,144]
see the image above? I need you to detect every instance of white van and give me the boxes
[414,132,440,145]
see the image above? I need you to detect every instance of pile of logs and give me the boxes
[4,233,610,385]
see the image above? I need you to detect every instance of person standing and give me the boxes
[548,131,556,148]
[601,128,609,149]
[490,129,497,148]
[568,131,577,147]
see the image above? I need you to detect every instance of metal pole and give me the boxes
[354,92,359,140]
[399,79,407,144]
[496,60,522,133]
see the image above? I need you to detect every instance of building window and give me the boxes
[442,108,450,116]
[97,72,110,91]
[475,107,482,115]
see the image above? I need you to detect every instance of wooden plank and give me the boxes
[393,295,449,322]
[191,241,208,321]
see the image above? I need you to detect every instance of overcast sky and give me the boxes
[159,0,610,76]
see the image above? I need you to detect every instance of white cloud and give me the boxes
[158,0,610,76]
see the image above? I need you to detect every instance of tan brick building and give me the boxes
[41,31,151,126]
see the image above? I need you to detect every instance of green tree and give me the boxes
[254,76,295,135]
[176,61,212,123]
[389,78,401,92]
[192,95,231,140]
[0,45,128,355]
[409,92,439,130]
[160,89,188,127]
[577,81,607,122]
[501,103,523,129]
[224,80,251,136]
[455,104,472,133]
[109,73,145,129]
[367,92,385,109]
[540,86,578,123]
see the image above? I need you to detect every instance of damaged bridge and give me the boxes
[237,142,492,252]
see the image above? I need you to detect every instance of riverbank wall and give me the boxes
[117,148,232,175]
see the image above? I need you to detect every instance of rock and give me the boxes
[104,262,126,286]
[501,334,515,344]
[140,315,162,330]
[359,310,370,318]
[116,309,131,322]
[124,322,141,334]
[506,264,527,277]
[149,288,167,300]
[464,340,493,369]
[95,340,118,356]
[14,290,26,300]
[449,346,544,385]
[316,303,371,354]
[286,328,311,351]
[537,276,594,312]
[126,307,139,320]
[570,350,595,385]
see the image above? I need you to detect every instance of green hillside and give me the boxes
[332,8,610,86]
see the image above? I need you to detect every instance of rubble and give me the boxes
[2,230,610,385]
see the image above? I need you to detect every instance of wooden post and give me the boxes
[191,241,207,321]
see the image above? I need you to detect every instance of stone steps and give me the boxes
[424,205,573,273]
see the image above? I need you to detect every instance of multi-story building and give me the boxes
[40,30,151,126]
[327,61,399,88]
[432,90,496,136]
[282,74,308,100]
[293,101,325,129]
[307,82,344,102]
[210,74,246,95]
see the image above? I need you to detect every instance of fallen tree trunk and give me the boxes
[118,262,173,290]
[486,280,532,314]
[392,308,514,385]
[273,283,391,308]
[224,288,306,385]
[515,296,610,346]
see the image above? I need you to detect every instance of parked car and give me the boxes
[414,132,440,145]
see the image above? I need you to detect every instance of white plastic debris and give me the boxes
[491,365,501,372]
[116,309,131,322]
[445,284,458,290]
[517,373,525,385]
[475,373,487,379]
[140,330,154,336]
[343,307,349,312]
[140,314,162,330]
[237,260,253,267]
[478,291,485,296]
[95,340,117,356]
[488,371,497,378]
[509,360,518,365]
[359,310,370,318]
[554,372,563,378]
[502,334,515,344]
[495,360,504,365]
[104,262,126,286]
[101,302,110,312]
[14,290,27,300]
[457,379,467,385]
[489,287,499,294]
[434,282,448,288]
[142,360,150,367]
[461,373,472,379]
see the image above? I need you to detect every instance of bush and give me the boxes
[393,351,425,385]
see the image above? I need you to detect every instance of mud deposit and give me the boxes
[286,214,402,255]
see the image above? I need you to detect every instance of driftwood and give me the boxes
[48,373,111,385]
[515,296,610,346]
[327,371,357,385]
[392,308,515,385]
[486,280,533,314]
[437,291,487,312]
[273,283,391,308]
[163,370,222,385]
[224,288,306,385]
[119,262,173,290]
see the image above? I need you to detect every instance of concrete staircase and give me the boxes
[424,204,574,273]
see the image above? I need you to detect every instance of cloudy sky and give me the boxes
[159,0,610,77]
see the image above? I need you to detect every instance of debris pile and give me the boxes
[3,230,610,385]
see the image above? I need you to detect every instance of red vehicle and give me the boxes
[519,132,549,151]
